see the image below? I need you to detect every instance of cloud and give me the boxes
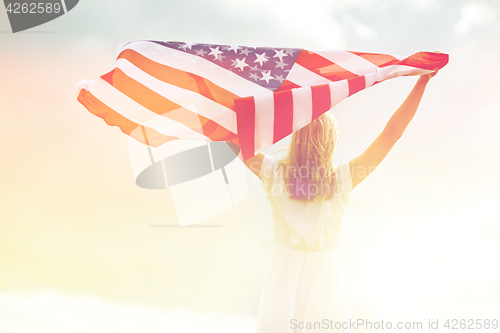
[454,2,497,37]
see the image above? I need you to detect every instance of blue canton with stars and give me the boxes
[153,41,302,92]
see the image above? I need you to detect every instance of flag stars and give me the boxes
[209,46,223,60]
[227,45,241,53]
[273,49,288,61]
[195,49,207,57]
[215,54,226,62]
[275,59,287,69]
[162,42,295,90]
[274,74,285,83]
[254,52,270,66]
[233,58,249,71]
[260,70,273,83]
[179,42,196,50]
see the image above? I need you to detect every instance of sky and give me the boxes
[1,0,500,332]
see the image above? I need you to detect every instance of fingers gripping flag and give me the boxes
[77,40,449,161]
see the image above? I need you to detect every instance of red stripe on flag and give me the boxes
[397,52,449,70]
[273,90,294,143]
[118,49,239,111]
[278,80,301,91]
[348,76,366,96]
[234,97,256,161]
[296,50,358,81]
[77,89,179,147]
[104,68,237,141]
[348,51,400,68]
[311,84,332,121]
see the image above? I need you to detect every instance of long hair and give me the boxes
[277,112,339,201]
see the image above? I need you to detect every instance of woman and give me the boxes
[241,72,436,332]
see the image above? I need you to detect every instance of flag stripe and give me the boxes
[118,49,239,111]
[292,87,313,133]
[396,52,449,70]
[90,78,210,141]
[311,84,332,120]
[313,50,380,76]
[295,50,358,81]
[77,89,179,147]
[114,58,237,134]
[364,72,378,88]
[348,76,366,96]
[348,52,400,68]
[102,68,235,141]
[377,64,434,79]
[235,97,256,160]
[286,63,335,87]
[254,93,275,154]
[278,80,301,91]
[329,80,350,108]
[273,90,294,143]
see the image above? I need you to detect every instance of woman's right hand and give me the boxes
[419,69,438,83]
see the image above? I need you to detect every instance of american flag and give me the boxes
[77,41,448,161]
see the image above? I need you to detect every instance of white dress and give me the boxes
[256,155,354,333]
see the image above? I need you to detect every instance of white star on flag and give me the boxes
[254,52,269,66]
[274,74,285,83]
[273,49,287,61]
[228,45,241,53]
[275,59,287,69]
[179,42,196,50]
[260,70,273,83]
[209,46,223,60]
[233,58,249,71]
[194,49,207,57]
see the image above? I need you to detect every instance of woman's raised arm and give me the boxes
[349,72,437,189]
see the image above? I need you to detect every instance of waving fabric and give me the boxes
[77,41,448,161]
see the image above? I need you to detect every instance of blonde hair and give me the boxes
[277,112,339,201]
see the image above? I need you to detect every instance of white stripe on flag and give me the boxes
[286,63,334,87]
[328,80,350,108]
[292,87,313,132]
[377,65,433,80]
[364,72,378,88]
[89,79,210,141]
[120,41,270,97]
[254,93,275,154]
[313,50,380,76]
[116,59,237,134]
